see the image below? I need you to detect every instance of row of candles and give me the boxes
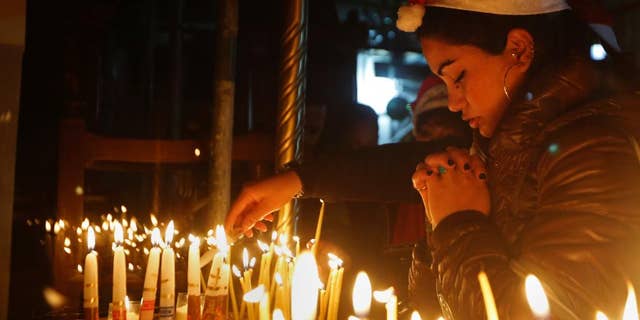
[35,204,640,320]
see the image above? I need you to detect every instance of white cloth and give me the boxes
[425,0,570,15]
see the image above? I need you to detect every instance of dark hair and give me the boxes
[417,7,598,75]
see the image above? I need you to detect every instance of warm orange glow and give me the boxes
[243,284,265,303]
[478,271,499,320]
[45,220,52,232]
[410,311,422,320]
[271,231,278,242]
[257,240,269,252]
[623,282,638,320]
[164,221,174,245]
[151,227,161,246]
[596,311,609,320]
[114,221,124,244]
[215,225,229,252]
[292,251,320,320]
[275,272,283,286]
[352,271,372,317]
[525,274,550,318]
[87,228,95,251]
[242,248,249,269]
[81,218,90,230]
[232,265,242,278]
[273,309,285,320]
[150,213,158,226]
[373,287,394,303]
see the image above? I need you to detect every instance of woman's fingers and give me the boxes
[224,188,257,232]
[469,153,488,180]
[445,147,472,170]
[413,162,434,192]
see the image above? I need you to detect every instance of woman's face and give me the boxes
[420,36,526,137]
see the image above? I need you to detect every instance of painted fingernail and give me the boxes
[447,159,455,166]
[463,163,471,170]
[479,173,487,180]
[426,170,433,176]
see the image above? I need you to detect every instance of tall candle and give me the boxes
[84,228,99,320]
[311,199,325,256]
[188,235,202,320]
[373,287,397,320]
[140,228,162,320]
[352,272,372,319]
[160,221,176,319]
[203,225,230,320]
[112,221,127,320]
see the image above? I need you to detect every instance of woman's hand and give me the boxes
[225,171,303,239]
[412,147,490,227]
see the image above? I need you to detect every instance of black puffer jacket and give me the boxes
[430,56,640,319]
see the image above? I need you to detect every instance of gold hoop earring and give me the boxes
[503,63,517,102]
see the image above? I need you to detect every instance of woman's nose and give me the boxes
[447,87,464,112]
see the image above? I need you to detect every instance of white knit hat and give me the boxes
[397,0,571,32]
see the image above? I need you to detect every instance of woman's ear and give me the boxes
[504,28,535,69]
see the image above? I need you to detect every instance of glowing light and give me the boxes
[45,220,51,232]
[107,214,113,222]
[271,231,278,242]
[150,214,158,226]
[54,222,61,234]
[128,263,134,271]
[352,271,372,317]
[257,240,269,252]
[525,274,550,318]
[64,237,71,247]
[478,271,499,320]
[94,226,102,233]
[623,282,639,320]
[164,221,174,245]
[292,252,321,320]
[87,228,95,251]
[77,264,83,273]
[250,257,257,268]
[373,287,394,303]
[596,311,609,320]
[130,218,137,232]
[243,248,249,270]
[243,284,265,303]
[194,148,201,157]
[75,186,84,195]
[81,218,90,230]
[120,205,127,213]
[273,309,285,320]
[590,43,607,61]
[410,311,422,320]
[43,287,67,308]
[114,221,124,245]
[232,265,242,278]
[64,247,72,254]
[328,253,343,269]
[275,273,283,286]
[215,225,229,252]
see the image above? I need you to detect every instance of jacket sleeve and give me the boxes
[430,123,640,319]
[293,137,469,203]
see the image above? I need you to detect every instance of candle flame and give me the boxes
[478,271,499,320]
[273,309,285,320]
[101,221,108,232]
[151,227,162,246]
[232,265,242,278]
[353,271,372,317]
[125,296,130,311]
[114,221,124,244]
[77,264,83,273]
[194,148,201,157]
[410,311,422,320]
[130,218,137,232]
[64,247,72,254]
[279,233,288,246]
[436,317,445,320]
[45,220,51,232]
[243,284,266,303]
[257,240,269,252]
[120,205,127,213]
[623,282,639,320]
[81,218,89,230]
[107,214,113,222]
[243,248,249,269]
[596,311,609,320]
[293,235,300,243]
[53,222,61,234]
[373,287,394,303]
[292,251,321,320]
[328,253,343,269]
[87,228,95,250]
[150,214,158,226]
[128,263,134,271]
[271,231,278,242]
[525,274,550,318]
[215,225,229,252]
[165,221,174,245]
[275,272,283,286]
[94,226,101,233]
[250,257,257,268]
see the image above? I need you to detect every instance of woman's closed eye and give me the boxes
[454,70,466,84]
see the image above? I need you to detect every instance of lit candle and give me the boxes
[112,221,127,320]
[352,272,372,319]
[203,225,230,320]
[140,228,162,320]
[188,235,202,320]
[595,311,609,320]
[84,228,99,320]
[257,240,272,289]
[327,254,344,320]
[410,311,422,320]
[272,309,285,320]
[477,271,499,320]
[159,221,176,319]
[623,282,638,320]
[291,251,321,320]
[373,287,397,320]
[311,199,325,256]
[525,274,550,320]
[243,285,269,320]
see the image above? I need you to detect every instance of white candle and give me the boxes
[291,251,321,320]
[112,221,127,319]
[352,272,372,319]
[188,235,201,295]
[84,228,99,320]
[373,287,397,320]
[140,228,162,320]
[203,225,230,320]
[160,221,176,319]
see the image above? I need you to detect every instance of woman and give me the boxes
[406,1,640,319]
[227,1,640,318]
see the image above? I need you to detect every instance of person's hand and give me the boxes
[225,171,303,239]
[412,147,490,227]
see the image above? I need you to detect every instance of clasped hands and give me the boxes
[412,146,491,228]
